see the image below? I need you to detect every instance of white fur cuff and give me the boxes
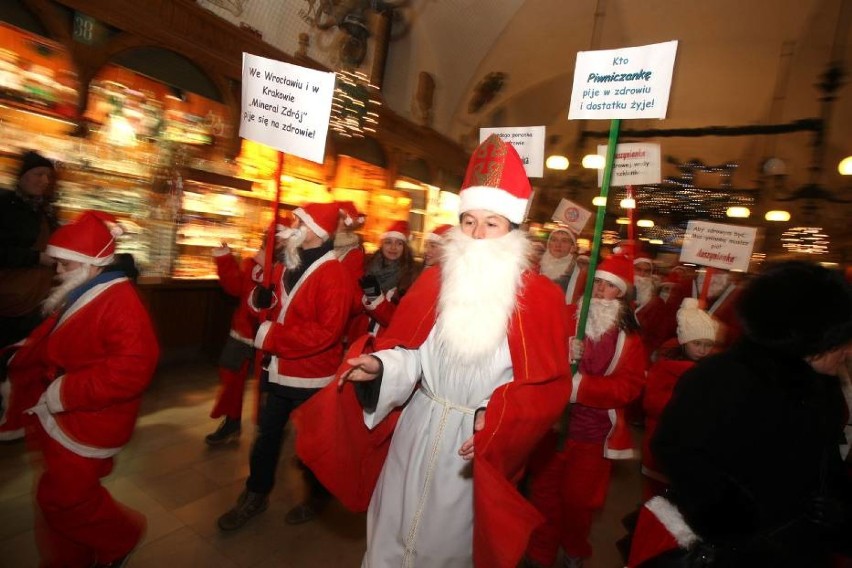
[255,321,272,349]
[45,377,65,413]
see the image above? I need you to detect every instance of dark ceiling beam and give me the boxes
[580,118,821,139]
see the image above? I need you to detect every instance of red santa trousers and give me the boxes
[527,437,612,564]
[31,423,145,567]
[210,358,252,421]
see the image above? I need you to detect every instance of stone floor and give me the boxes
[0,362,643,567]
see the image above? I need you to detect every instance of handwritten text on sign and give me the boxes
[479,126,545,178]
[240,53,335,164]
[596,142,661,187]
[680,220,757,273]
[568,41,678,120]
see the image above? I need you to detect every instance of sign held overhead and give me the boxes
[680,220,757,273]
[596,142,662,187]
[240,52,336,164]
[569,40,678,120]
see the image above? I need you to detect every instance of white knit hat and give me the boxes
[677,297,719,344]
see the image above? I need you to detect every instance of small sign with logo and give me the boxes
[552,199,592,234]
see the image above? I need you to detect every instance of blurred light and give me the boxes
[649,239,664,245]
[620,197,636,209]
[582,154,605,169]
[615,217,630,225]
[764,210,791,222]
[726,206,750,218]
[105,114,137,147]
[637,219,654,228]
[592,196,607,207]
[838,156,852,175]
[820,262,839,268]
[762,157,786,176]
[545,155,569,170]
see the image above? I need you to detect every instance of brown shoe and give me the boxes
[217,490,268,531]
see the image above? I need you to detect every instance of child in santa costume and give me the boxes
[422,223,453,268]
[641,297,718,500]
[525,251,647,568]
[9,210,158,567]
[293,134,573,568]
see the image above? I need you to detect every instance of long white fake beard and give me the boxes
[42,265,93,315]
[283,226,307,270]
[634,275,654,307]
[580,297,622,340]
[435,227,531,365]
[539,251,575,280]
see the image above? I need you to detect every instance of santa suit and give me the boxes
[293,264,573,568]
[641,344,694,498]
[636,295,670,359]
[246,246,352,495]
[210,251,261,422]
[527,306,646,564]
[12,271,158,567]
[338,244,371,345]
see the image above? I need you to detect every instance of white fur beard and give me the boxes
[540,252,575,280]
[283,227,306,270]
[42,265,92,315]
[635,276,654,307]
[581,297,622,340]
[435,227,530,365]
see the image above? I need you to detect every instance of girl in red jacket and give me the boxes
[641,297,719,499]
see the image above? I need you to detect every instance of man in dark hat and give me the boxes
[0,150,58,348]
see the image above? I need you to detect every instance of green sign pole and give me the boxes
[572,119,621,372]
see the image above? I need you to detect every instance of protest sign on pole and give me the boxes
[240,52,336,164]
[595,142,662,187]
[680,220,757,273]
[479,126,546,178]
[568,40,678,121]
[552,198,593,234]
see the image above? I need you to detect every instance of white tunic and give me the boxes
[363,327,514,568]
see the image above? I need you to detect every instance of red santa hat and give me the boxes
[381,220,410,242]
[293,202,339,241]
[595,252,634,294]
[677,297,719,344]
[426,224,453,243]
[627,497,700,567]
[338,201,366,227]
[459,134,531,224]
[547,225,577,245]
[46,210,122,266]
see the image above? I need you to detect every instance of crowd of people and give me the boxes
[0,141,850,567]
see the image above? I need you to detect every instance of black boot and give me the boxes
[217,490,268,531]
[205,418,241,446]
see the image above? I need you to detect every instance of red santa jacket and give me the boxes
[252,251,352,389]
[569,305,647,459]
[12,275,158,457]
[293,266,573,568]
[214,250,261,344]
[641,347,695,480]
[636,295,673,360]
[337,245,371,344]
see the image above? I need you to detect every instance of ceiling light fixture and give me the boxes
[764,210,791,222]
[545,155,569,170]
[620,197,636,209]
[838,156,852,175]
[582,154,605,169]
[592,196,607,207]
[637,219,654,228]
[726,206,750,218]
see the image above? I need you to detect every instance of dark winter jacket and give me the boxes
[652,340,852,567]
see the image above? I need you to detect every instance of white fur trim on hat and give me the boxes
[595,269,627,294]
[45,244,114,266]
[426,233,443,243]
[381,231,407,241]
[459,186,528,224]
[634,257,653,266]
[293,207,328,241]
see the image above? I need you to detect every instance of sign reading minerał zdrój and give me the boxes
[240,53,335,164]
[596,142,662,187]
[680,220,757,273]
[568,41,678,120]
[479,126,546,178]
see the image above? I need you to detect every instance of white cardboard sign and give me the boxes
[552,198,592,234]
[240,53,335,164]
[568,41,678,120]
[596,142,662,186]
[680,220,757,272]
[479,126,546,178]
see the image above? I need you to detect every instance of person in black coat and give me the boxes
[649,261,852,567]
[0,150,58,348]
